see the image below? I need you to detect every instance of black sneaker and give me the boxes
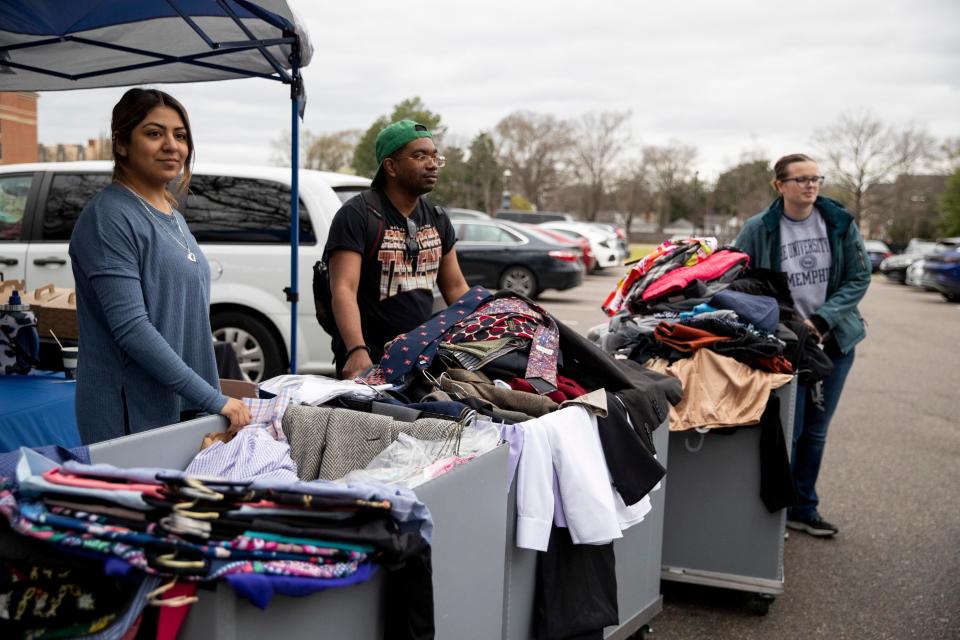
[786,514,839,537]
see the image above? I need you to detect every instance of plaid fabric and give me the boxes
[244,389,293,442]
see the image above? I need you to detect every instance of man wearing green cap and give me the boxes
[323,120,470,378]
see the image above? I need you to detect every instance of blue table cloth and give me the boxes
[0,371,81,453]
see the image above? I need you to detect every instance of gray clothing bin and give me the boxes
[88,414,511,639]
[660,381,797,603]
[501,421,670,640]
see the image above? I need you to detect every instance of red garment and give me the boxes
[508,375,588,402]
[156,583,199,640]
[41,468,166,499]
[750,355,795,374]
[641,249,749,302]
[653,322,732,353]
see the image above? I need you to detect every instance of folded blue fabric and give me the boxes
[709,289,780,334]
[225,562,379,609]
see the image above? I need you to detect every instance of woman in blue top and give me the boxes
[69,88,251,444]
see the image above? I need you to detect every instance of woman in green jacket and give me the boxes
[735,153,870,538]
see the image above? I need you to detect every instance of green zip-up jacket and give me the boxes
[734,196,871,355]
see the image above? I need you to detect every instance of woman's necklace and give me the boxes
[120,183,197,262]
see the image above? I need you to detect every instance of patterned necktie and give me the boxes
[378,286,494,384]
[448,297,560,392]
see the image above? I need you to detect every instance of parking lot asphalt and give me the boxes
[536,272,960,640]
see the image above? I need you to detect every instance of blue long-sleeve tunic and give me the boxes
[69,183,227,444]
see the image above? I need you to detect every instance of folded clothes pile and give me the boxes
[1,447,436,638]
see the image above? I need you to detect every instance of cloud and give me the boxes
[32,0,960,178]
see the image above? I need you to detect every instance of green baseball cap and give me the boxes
[372,119,433,187]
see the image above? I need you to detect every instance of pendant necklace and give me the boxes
[121,183,197,262]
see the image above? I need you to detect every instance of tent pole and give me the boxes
[288,65,301,373]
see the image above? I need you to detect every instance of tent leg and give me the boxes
[288,68,301,374]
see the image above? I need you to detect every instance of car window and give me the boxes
[448,209,490,220]
[333,186,364,204]
[512,224,562,244]
[42,173,112,241]
[183,176,315,244]
[934,241,959,253]
[548,227,584,241]
[905,240,937,254]
[458,223,522,244]
[0,174,32,241]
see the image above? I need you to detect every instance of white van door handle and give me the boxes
[33,257,67,266]
[0,257,18,266]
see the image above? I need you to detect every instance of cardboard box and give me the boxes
[30,283,78,341]
[0,279,26,301]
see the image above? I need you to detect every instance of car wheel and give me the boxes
[942,292,960,303]
[211,311,286,383]
[499,266,538,299]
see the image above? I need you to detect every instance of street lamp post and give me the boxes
[501,168,512,210]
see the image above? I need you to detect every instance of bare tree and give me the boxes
[812,110,935,223]
[269,128,313,167]
[642,143,698,230]
[270,129,361,172]
[304,130,360,172]
[571,111,631,220]
[495,111,572,209]
[612,158,655,237]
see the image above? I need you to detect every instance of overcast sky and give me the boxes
[34,0,960,180]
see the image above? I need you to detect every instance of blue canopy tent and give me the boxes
[0,0,312,371]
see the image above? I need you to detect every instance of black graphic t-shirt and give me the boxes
[323,191,457,359]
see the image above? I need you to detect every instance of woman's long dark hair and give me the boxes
[111,88,194,206]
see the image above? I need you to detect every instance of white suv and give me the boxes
[0,161,369,381]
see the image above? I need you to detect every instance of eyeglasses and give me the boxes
[405,217,420,257]
[781,175,825,186]
[402,152,446,168]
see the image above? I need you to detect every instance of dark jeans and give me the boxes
[789,346,856,520]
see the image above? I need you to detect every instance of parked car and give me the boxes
[538,221,626,269]
[494,210,573,224]
[0,161,370,382]
[879,239,939,284]
[921,237,960,302]
[452,219,583,299]
[447,207,491,221]
[905,259,927,289]
[863,239,893,273]
[535,226,596,271]
[589,222,630,259]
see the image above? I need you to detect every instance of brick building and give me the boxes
[0,92,39,164]
[38,137,112,162]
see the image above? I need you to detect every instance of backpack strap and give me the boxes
[359,189,385,260]
[427,200,449,247]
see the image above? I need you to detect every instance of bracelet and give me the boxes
[345,344,371,359]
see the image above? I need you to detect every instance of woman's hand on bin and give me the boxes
[221,397,252,432]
